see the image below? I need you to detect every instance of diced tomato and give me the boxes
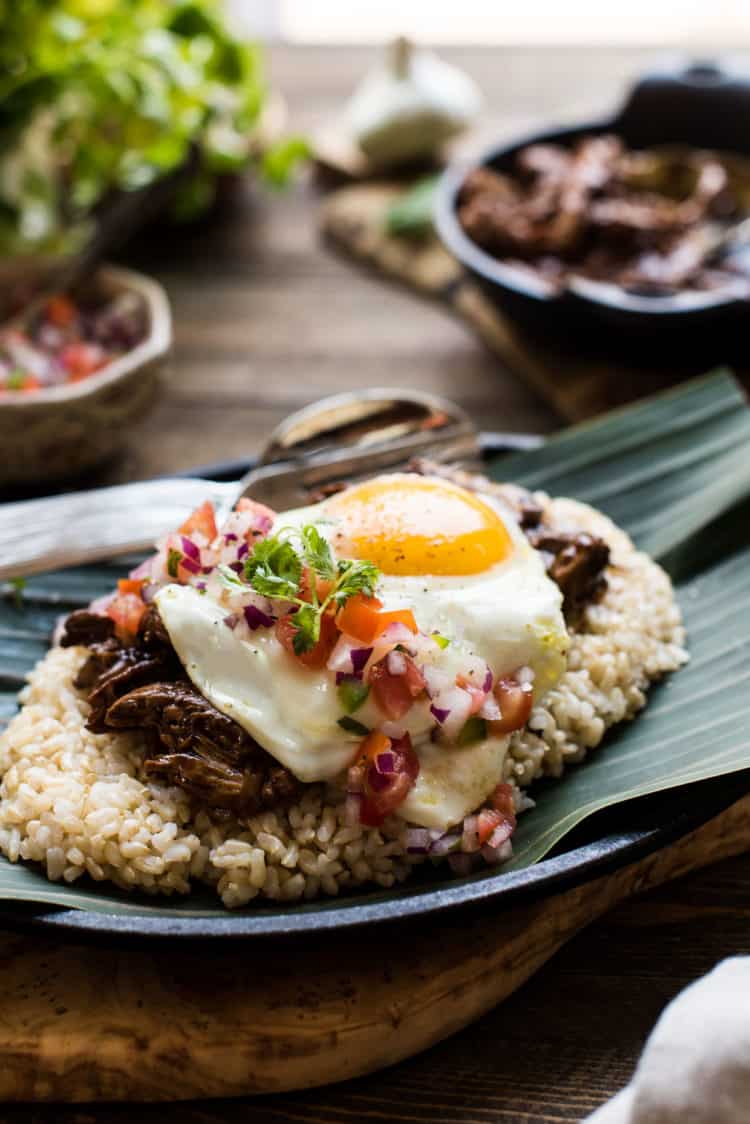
[369,663,411,720]
[275,610,338,669]
[490,783,517,830]
[60,342,106,379]
[358,730,420,826]
[488,678,533,735]
[235,496,276,539]
[336,593,417,645]
[369,654,426,720]
[46,295,77,327]
[336,593,383,643]
[117,578,145,596]
[299,567,335,605]
[20,375,42,392]
[107,592,146,643]
[477,808,503,845]
[179,499,218,543]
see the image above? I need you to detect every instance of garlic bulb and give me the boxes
[345,38,482,166]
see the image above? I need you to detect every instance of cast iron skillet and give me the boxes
[435,63,750,360]
[0,446,748,942]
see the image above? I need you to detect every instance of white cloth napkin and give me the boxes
[584,958,750,1123]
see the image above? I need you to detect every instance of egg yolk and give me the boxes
[325,477,513,576]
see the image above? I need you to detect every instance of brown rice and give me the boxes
[0,497,687,908]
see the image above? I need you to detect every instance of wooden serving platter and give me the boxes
[320,183,750,422]
[1,791,749,1102]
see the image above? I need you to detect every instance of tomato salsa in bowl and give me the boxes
[0,288,148,395]
[0,265,171,488]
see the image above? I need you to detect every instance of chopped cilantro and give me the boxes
[432,632,450,649]
[242,524,380,654]
[167,548,182,578]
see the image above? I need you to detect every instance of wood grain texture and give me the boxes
[0,793,749,1105]
[4,45,750,1123]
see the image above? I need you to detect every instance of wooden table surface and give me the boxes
[5,44,750,1124]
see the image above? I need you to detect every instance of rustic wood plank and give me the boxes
[4,45,750,1123]
[0,792,749,1107]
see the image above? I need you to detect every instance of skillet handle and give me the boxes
[614,62,750,155]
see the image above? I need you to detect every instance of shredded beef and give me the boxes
[527,529,610,614]
[457,136,749,295]
[60,609,116,648]
[60,603,301,816]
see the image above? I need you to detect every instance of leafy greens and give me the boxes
[0,0,304,259]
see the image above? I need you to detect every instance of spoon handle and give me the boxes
[0,478,236,581]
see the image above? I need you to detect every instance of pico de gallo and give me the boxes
[0,290,147,394]
[93,495,526,866]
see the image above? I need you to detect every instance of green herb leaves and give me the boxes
[238,524,380,654]
[244,536,303,600]
[167,548,182,579]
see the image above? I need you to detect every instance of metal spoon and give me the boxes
[0,388,540,580]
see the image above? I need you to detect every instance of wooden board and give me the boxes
[1,791,749,1103]
[320,183,750,422]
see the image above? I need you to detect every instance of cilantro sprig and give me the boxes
[221,525,380,655]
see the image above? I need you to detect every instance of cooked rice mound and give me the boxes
[0,497,687,908]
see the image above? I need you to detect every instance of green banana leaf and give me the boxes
[0,368,749,917]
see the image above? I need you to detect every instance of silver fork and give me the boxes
[0,389,490,580]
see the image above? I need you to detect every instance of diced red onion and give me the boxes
[195,582,207,593]
[422,665,452,699]
[181,536,201,562]
[201,565,214,575]
[386,649,407,676]
[351,647,373,674]
[434,686,473,739]
[430,833,461,856]
[228,561,243,574]
[448,852,473,875]
[374,751,396,774]
[244,603,274,630]
[224,532,238,543]
[461,814,481,853]
[180,556,202,575]
[481,839,513,865]
[483,668,493,693]
[430,704,450,725]
[479,694,502,721]
[327,636,358,674]
[404,828,432,854]
[367,766,390,792]
[237,541,249,560]
[223,613,239,630]
[487,819,514,849]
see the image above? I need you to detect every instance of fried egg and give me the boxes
[156,474,569,829]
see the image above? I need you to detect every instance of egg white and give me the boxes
[155,478,569,829]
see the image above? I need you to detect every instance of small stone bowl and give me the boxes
[0,265,171,489]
